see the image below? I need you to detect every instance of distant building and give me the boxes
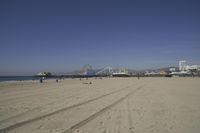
[159,71,168,75]
[179,60,200,72]
[169,68,176,72]
[179,60,187,71]
[36,72,52,77]
[112,68,129,77]
[144,71,159,76]
[170,60,200,76]
[186,65,200,71]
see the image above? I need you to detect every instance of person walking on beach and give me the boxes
[137,73,140,80]
[40,78,43,83]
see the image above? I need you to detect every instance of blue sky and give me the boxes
[0,0,200,75]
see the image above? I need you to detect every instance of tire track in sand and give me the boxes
[63,85,144,133]
[127,97,134,133]
[0,82,141,133]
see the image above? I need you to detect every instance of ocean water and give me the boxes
[0,76,41,82]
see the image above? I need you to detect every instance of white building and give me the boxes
[112,68,129,77]
[186,65,200,71]
[179,60,187,71]
[169,68,176,72]
[178,60,200,72]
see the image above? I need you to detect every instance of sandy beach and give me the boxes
[0,77,200,133]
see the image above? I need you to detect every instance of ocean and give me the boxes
[0,76,41,82]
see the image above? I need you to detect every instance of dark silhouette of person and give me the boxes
[137,73,140,80]
[40,78,43,83]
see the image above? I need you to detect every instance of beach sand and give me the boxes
[0,77,200,133]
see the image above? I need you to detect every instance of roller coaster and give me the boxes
[80,65,129,77]
[96,66,113,75]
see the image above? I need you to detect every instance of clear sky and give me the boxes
[0,0,200,75]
